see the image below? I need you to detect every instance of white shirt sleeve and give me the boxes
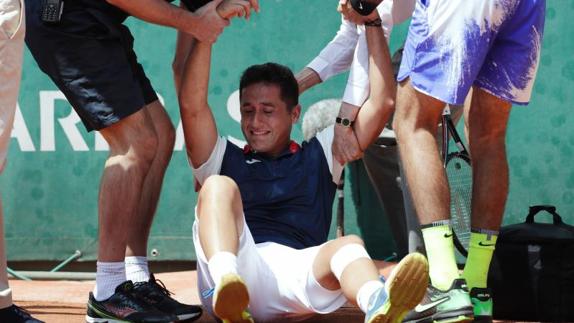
[314,125,344,184]
[389,0,416,25]
[191,136,228,185]
[342,31,370,106]
[306,18,359,82]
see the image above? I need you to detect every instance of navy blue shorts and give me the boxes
[25,0,158,131]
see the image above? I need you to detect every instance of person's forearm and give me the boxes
[365,24,394,111]
[180,41,212,111]
[107,0,196,32]
[178,40,219,167]
[354,24,396,148]
[296,68,322,94]
[173,31,196,95]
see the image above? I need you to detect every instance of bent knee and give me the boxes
[158,121,176,151]
[198,175,240,202]
[154,122,175,162]
[133,134,160,166]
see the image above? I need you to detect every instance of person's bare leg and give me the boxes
[312,235,428,321]
[125,101,175,259]
[466,88,512,231]
[313,235,380,302]
[462,87,511,291]
[196,176,244,258]
[393,79,449,224]
[393,79,459,290]
[98,109,158,262]
[196,175,251,323]
[92,108,158,300]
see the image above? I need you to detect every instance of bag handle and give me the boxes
[525,205,563,225]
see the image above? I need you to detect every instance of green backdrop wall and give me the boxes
[1,0,572,262]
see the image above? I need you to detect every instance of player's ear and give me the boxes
[291,104,301,124]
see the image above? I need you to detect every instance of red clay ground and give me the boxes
[9,263,516,322]
[10,270,366,322]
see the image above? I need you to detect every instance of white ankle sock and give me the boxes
[125,256,150,283]
[93,261,126,301]
[356,280,385,314]
[207,252,238,285]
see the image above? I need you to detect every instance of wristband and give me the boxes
[365,18,382,27]
[183,0,212,11]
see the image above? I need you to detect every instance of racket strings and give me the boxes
[446,156,472,249]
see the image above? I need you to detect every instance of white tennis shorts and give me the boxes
[193,215,348,322]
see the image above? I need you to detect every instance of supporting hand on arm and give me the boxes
[106,0,229,43]
[173,0,258,93]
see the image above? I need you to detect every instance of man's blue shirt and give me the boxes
[193,127,337,249]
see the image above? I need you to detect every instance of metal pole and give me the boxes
[6,267,31,281]
[50,250,82,272]
[336,168,345,238]
[9,271,95,280]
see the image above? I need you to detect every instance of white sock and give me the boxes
[125,256,150,283]
[93,261,126,301]
[208,252,238,285]
[356,280,385,314]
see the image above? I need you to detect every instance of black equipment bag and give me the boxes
[488,205,574,321]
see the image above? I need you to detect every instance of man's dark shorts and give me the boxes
[25,1,158,131]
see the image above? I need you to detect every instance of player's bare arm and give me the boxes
[353,19,396,150]
[178,40,219,168]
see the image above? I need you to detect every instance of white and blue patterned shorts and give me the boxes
[398,0,546,106]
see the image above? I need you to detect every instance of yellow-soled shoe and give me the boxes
[365,252,429,323]
[213,273,253,323]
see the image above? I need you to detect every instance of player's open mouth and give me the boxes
[250,130,270,136]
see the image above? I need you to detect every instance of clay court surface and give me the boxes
[10,263,515,323]
[10,269,365,323]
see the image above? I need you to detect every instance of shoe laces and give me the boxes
[149,278,174,297]
[115,288,149,310]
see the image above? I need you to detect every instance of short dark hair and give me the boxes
[239,62,299,110]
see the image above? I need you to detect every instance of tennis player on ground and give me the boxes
[177,9,429,323]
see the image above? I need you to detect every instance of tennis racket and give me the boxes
[441,107,472,258]
[336,169,345,238]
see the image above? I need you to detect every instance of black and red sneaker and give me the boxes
[132,274,202,322]
[0,305,44,323]
[86,281,176,323]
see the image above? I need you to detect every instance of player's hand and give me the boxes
[217,0,259,20]
[338,0,380,25]
[333,125,363,165]
[190,0,230,43]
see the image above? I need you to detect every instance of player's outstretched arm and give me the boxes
[173,0,257,93]
[178,40,219,168]
[353,20,396,150]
